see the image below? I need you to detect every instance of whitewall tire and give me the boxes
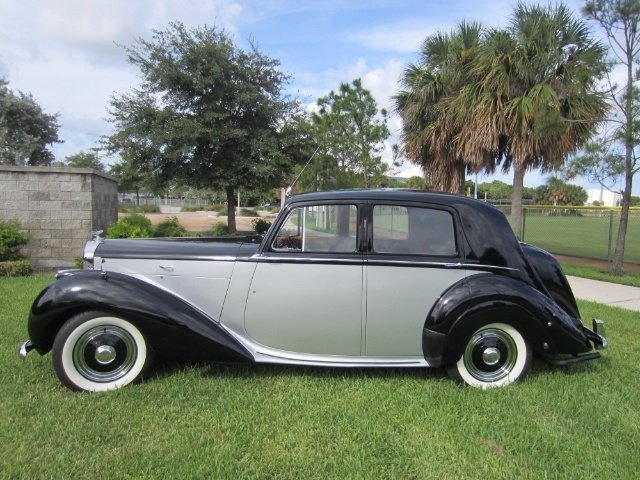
[52,311,152,392]
[447,323,532,389]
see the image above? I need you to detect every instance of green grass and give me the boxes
[561,262,640,288]
[522,213,640,264]
[2,275,639,478]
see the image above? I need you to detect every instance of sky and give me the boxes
[0,0,635,194]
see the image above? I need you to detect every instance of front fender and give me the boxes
[28,270,252,362]
[423,273,592,366]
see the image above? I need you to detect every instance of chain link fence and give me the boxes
[496,206,640,266]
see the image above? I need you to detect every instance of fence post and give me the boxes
[521,207,526,242]
[607,211,614,268]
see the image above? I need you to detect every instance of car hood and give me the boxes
[94,236,262,261]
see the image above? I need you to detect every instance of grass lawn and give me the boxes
[522,213,640,264]
[2,275,639,478]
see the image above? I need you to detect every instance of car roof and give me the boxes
[287,188,499,211]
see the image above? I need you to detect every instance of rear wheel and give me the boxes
[52,311,152,392]
[447,323,531,388]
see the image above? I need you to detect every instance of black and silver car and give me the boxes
[19,189,607,391]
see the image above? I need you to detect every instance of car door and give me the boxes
[244,203,364,355]
[365,203,469,356]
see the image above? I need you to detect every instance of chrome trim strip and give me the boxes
[253,351,430,368]
[102,254,238,262]
[252,255,517,271]
[219,323,430,367]
[253,255,363,264]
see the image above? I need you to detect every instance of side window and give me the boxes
[272,204,358,253]
[372,205,456,256]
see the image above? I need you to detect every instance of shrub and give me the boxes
[240,208,259,217]
[0,260,33,277]
[251,218,272,235]
[181,205,201,212]
[107,214,153,238]
[0,219,30,261]
[181,204,223,212]
[74,257,84,269]
[118,204,160,213]
[212,222,229,236]
[153,217,187,237]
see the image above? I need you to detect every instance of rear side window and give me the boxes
[271,204,358,253]
[372,205,456,256]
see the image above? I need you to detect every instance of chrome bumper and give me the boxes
[592,318,607,349]
[18,340,35,359]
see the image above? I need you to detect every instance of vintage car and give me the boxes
[19,189,606,391]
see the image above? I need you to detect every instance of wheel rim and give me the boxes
[72,325,138,383]
[462,327,518,383]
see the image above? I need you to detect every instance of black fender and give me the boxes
[520,243,580,319]
[28,270,253,363]
[422,273,592,367]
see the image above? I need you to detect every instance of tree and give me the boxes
[395,5,607,238]
[566,0,640,275]
[106,23,296,233]
[64,150,105,171]
[0,78,61,166]
[306,79,391,190]
[533,177,588,205]
[395,22,493,194]
[406,175,428,189]
[454,4,607,237]
[109,161,147,204]
[478,180,513,200]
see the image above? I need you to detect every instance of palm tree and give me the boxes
[396,4,607,237]
[394,22,493,194]
[448,3,608,236]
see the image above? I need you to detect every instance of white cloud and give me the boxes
[348,23,436,53]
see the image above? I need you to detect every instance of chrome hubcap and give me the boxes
[72,324,137,383]
[463,327,517,382]
[482,347,501,366]
[95,345,117,365]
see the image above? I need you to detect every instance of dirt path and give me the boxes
[554,254,640,272]
[140,211,278,233]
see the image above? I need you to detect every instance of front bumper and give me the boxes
[18,340,35,359]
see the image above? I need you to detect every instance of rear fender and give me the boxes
[28,270,252,362]
[424,273,591,366]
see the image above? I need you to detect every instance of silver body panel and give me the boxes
[96,254,475,366]
[100,258,235,320]
[365,266,470,356]
[245,262,363,355]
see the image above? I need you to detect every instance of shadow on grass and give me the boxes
[148,357,448,383]
[146,353,609,386]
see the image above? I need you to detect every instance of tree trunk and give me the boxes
[612,170,632,275]
[455,164,465,195]
[611,35,636,276]
[226,185,236,234]
[510,163,525,239]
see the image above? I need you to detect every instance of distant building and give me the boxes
[587,188,621,207]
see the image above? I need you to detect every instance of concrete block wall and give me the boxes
[0,166,118,268]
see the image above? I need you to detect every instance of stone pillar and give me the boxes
[0,166,118,269]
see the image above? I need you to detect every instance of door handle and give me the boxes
[159,265,174,271]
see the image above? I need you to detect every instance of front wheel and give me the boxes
[447,323,531,389]
[52,311,152,392]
